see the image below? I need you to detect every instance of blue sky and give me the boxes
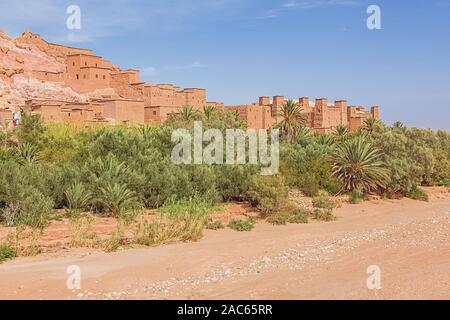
[1,0,449,129]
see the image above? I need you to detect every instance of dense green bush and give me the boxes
[228,218,255,232]
[65,182,92,217]
[0,160,54,228]
[280,144,341,196]
[288,208,310,224]
[206,220,225,230]
[246,175,288,215]
[0,245,17,263]
[312,191,337,221]
[370,125,450,197]
[266,204,310,225]
[437,179,450,187]
[266,212,290,225]
[17,188,54,229]
[0,113,448,230]
[349,187,364,204]
[406,186,429,202]
[312,191,337,210]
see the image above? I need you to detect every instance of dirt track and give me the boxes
[0,190,449,300]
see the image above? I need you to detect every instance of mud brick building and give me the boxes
[0,30,380,132]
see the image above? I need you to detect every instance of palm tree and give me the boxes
[392,121,406,132]
[334,125,349,140]
[203,105,216,121]
[65,182,92,216]
[17,143,40,164]
[361,118,381,134]
[331,135,389,193]
[230,111,240,122]
[316,134,336,147]
[88,153,129,187]
[139,124,156,139]
[180,105,195,121]
[277,99,305,143]
[294,125,312,146]
[98,182,141,217]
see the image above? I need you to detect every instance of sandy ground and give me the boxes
[0,188,449,300]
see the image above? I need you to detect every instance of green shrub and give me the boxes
[0,245,17,263]
[15,113,46,145]
[311,191,337,222]
[331,135,389,193]
[98,182,142,217]
[135,198,215,245]
[266,213,289,225]
[17,143,41,165]
[370,127,450,196]
[1,118,449,247]
[437,179,450,187]
[18,188,54,229]
[312,191,337,210]
[246,175,288,215]
[206,220,225,230]
[267,206,310,225]
[228,218,255,232]
[215,165,256,201]
[287,208,310,224]
[312,208,336,222]
[349,187,364,204]
[406,186,429,202]
[280,144,340,196]
[302,174,320,197]
[65,182,92,216]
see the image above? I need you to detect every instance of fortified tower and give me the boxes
[259,96,270,106]
[272,96,285,117]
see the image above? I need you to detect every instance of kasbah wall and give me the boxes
[1,30,380,132]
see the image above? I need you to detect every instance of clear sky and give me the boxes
[1,0,449,129]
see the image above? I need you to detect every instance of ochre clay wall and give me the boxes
[36,105,64,123]
[32,70,64,82]
[16,31,93,58]
[110,73,143,99]
[10,31,381,131]
[218,104,273,130]
[99,99,145,124]
[228,96,380,132]
[184,88,206,111]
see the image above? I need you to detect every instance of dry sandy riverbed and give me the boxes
[0,188,449,300]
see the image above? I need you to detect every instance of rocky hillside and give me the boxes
[0,31,85,112]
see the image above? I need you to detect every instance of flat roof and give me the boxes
[33,70,63,74]
[112,70,139,74]
[144,105,183,109]
[92,98,144,103]
[80,66,112,70]
[27,98,79,103]
[67,53,102,58]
